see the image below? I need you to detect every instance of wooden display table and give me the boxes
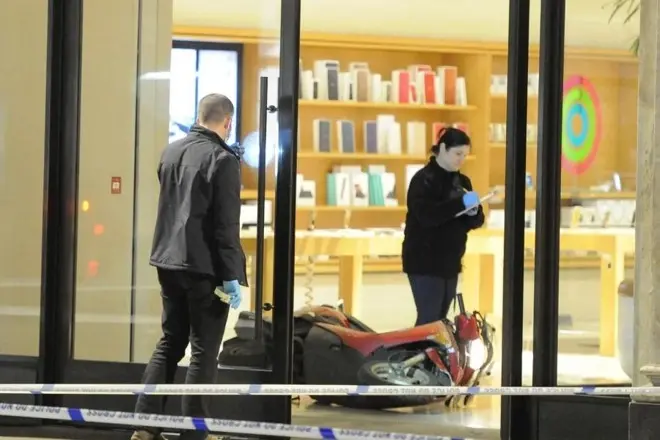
[240,227,634,357]
[240,230,502,325]
[241,231,415,315]
[463,228,634,356]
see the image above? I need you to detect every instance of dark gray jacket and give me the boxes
[150,125,247,286]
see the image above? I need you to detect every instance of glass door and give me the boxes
[55,0,301,431]
[0,0,49,424]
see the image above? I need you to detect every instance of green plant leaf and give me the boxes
[623,4,640,23]
[631,36,640,55]
[605,0,640,55]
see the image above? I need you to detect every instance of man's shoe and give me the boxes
[134,432,237,440]
[130,431,167,440]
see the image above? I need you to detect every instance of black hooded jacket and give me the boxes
[149,125,247,286]
[402,158,485,278]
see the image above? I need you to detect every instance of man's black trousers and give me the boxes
[135,268,229,440]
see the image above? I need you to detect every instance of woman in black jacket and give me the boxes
[402,127,485,326]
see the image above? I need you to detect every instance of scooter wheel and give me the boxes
[357,360,447,387]
[352,360,445,410]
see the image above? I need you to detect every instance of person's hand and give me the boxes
[466,206,479,216]
[221,280,242,309]
[462,191,480,209]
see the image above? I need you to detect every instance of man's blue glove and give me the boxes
[462,191,480,209]
[221,280,242,309]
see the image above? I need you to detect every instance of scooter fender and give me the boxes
[315,321,451,357]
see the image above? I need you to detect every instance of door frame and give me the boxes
[0,0,303,437]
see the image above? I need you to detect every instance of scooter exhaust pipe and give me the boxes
[399,352,427,369]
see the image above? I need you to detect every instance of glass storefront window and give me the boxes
[197,48,241,145]
[168,47,197,142]
[131,41,245,364]
[72,0,282,366]
[50,0,640,436]
[552,2,638,387]
[168,44,241,145]
[0,0,48,357]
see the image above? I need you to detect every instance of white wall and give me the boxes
[173,0,639,50]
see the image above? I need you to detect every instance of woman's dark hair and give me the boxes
[430,126,471,154]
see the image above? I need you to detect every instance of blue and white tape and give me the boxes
[0,383,645,396]
[0,402,467,440]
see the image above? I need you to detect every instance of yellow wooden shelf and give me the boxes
[490,94,539,100]
[487,55,636,192]
[489,143,536,149]
[240,189,275,200]
[298,152,425,161]
[490,191,636,203]
[283,254,636,275]
[556,191,636,200]
[292,191,636,212]
[219,28,638,231]
[297,152,476,161]
[299,99,477,112]
[296,205,405,212]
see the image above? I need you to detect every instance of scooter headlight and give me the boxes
[467,338,486,369]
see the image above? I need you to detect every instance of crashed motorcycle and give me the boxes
[218,293,495,410]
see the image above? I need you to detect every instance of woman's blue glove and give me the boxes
[221,280,242,309]
[462,191,480,209]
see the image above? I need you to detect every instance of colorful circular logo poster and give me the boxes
[562,75,602,175]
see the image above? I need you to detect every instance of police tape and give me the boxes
[0,384,646,395]
[0,402,466,440]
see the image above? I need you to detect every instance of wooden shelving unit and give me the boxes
[296,205,405,212]
[299,99,477,112]
[293,42,492,230]
[488,55,638,194]
[297,151,447,161]
[174,27,638,273]
[490,189,637,202]
[240,189,275,200]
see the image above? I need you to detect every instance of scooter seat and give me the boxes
[316,321,447,355]
[379,321,447,340]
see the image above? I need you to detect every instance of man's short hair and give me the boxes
[197,93,234,124]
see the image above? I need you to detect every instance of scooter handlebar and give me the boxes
[456,293,467,315]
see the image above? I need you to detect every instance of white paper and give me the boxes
[455,191,498,217]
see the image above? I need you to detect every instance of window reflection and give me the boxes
[169,43,241,145]
[168,48,196,142]
[197,49,240,145]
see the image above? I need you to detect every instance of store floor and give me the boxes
[208,267,633,382]
[0,269,629,440]
[291,353,626,439]
[206,268,629,439]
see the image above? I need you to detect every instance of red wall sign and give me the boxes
[111,177,122,195]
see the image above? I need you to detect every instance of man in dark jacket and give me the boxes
[131,94,247,440]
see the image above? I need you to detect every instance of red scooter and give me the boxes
[219,294,495,410]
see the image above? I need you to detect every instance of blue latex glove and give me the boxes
[462,191,480,209]
[221,280,242,309]
[466,206,479,216]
